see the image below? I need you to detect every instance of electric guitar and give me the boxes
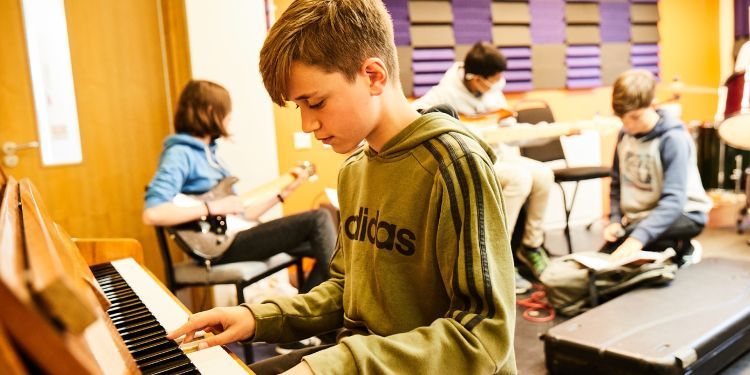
[167,161,316,262]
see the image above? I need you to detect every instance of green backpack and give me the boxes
[539,251,679,317]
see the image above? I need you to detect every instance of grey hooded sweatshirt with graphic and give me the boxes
[610,110,712,245]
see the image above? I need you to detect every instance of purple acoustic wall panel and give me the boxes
[566,45,602,89]
[631,43,660,78]
[453,0,492,44]
[412,48,455,97]
[530,0,566,44]
[384,0,411,46]
[491,3,532,92]
[564,1,601,89]
[736,0,750,38]
[500,47,533,93]
[599,1,630,42]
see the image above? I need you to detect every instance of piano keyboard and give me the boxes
[91,258,249,374]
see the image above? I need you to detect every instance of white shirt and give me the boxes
[411,62,508,116]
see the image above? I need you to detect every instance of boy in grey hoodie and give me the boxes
[603,69,712,265]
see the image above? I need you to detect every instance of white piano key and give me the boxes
[110,258,189,335]
[188,346,248,375]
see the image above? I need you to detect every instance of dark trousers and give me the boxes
[600,214,704,256]
[215,209,336,292]
[249,344,335,375]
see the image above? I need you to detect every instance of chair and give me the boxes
[154,226,304,363]
[514,100,611,254]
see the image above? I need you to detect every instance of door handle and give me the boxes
[3,141,39,168]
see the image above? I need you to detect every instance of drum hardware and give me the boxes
[731,155,744,193]
[718,70,750,151]
[718,138,727,186]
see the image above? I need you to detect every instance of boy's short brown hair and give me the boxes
[612,69,656,117]
[464,42,507,78]
[260,0,399,106]
[174,80,231,139]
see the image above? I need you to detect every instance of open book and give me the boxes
[569,248,676,271]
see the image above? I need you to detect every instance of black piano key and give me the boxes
[129,339,174,356]
[105,291,137,301]
[108,294,140,305]
[101,284,134,295]
[135,347,183,365]
[107,300,145,314]
[113,314,154,329]
[169,367,201,375]
[119,323,163,341]
[111,311,152,327]
[141,360,196,375]
[108,305,149,320]
[109,297,142,309]
[124,331,166,348]
[138,350,186,370]
[92,263,199,374]
[115,318,159,333]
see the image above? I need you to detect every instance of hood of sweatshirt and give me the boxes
[365,112,497,163]
[163,133,218,152]
[635,109,684,141]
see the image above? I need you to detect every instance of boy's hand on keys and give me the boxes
[167,306,256,350]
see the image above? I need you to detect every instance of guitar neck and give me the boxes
[237,173,296,207]
[480,117,622,144]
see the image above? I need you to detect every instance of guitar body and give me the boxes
[168,177,239,262]
[165,162,316,262]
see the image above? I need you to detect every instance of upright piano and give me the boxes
[0,175,253,374]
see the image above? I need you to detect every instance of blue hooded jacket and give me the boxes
[609,110,712,245]
[144,134,230,208]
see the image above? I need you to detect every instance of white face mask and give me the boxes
[491,77,507,92]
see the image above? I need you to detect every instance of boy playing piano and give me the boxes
[168,1,516,374]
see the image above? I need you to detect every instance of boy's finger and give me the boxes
[199,330,234,349]
[167,312,213,340]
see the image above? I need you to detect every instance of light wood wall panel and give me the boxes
[0,0,186,281]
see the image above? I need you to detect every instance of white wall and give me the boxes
[184,0,280,307]
[540,132,604,231]
[184,0,279,215]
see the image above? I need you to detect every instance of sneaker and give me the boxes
[275,336,322,355]
[515,268,532,294]
[680,239,703,267]
[516,245,551,278]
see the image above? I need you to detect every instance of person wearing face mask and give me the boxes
[412,42,554,290]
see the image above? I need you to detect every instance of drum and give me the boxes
[723,71,746,118]
[696,124,750,190]
[718,113,750,150]
[718,70,750,150]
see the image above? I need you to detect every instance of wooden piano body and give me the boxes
[0,172,252,374]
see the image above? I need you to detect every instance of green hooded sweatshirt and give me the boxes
[247,113,516,374]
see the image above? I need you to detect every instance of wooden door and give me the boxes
[0,0,189,280]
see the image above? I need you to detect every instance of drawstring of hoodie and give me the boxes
[203,144,224,171]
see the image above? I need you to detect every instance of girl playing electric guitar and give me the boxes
[143,80,336,293]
